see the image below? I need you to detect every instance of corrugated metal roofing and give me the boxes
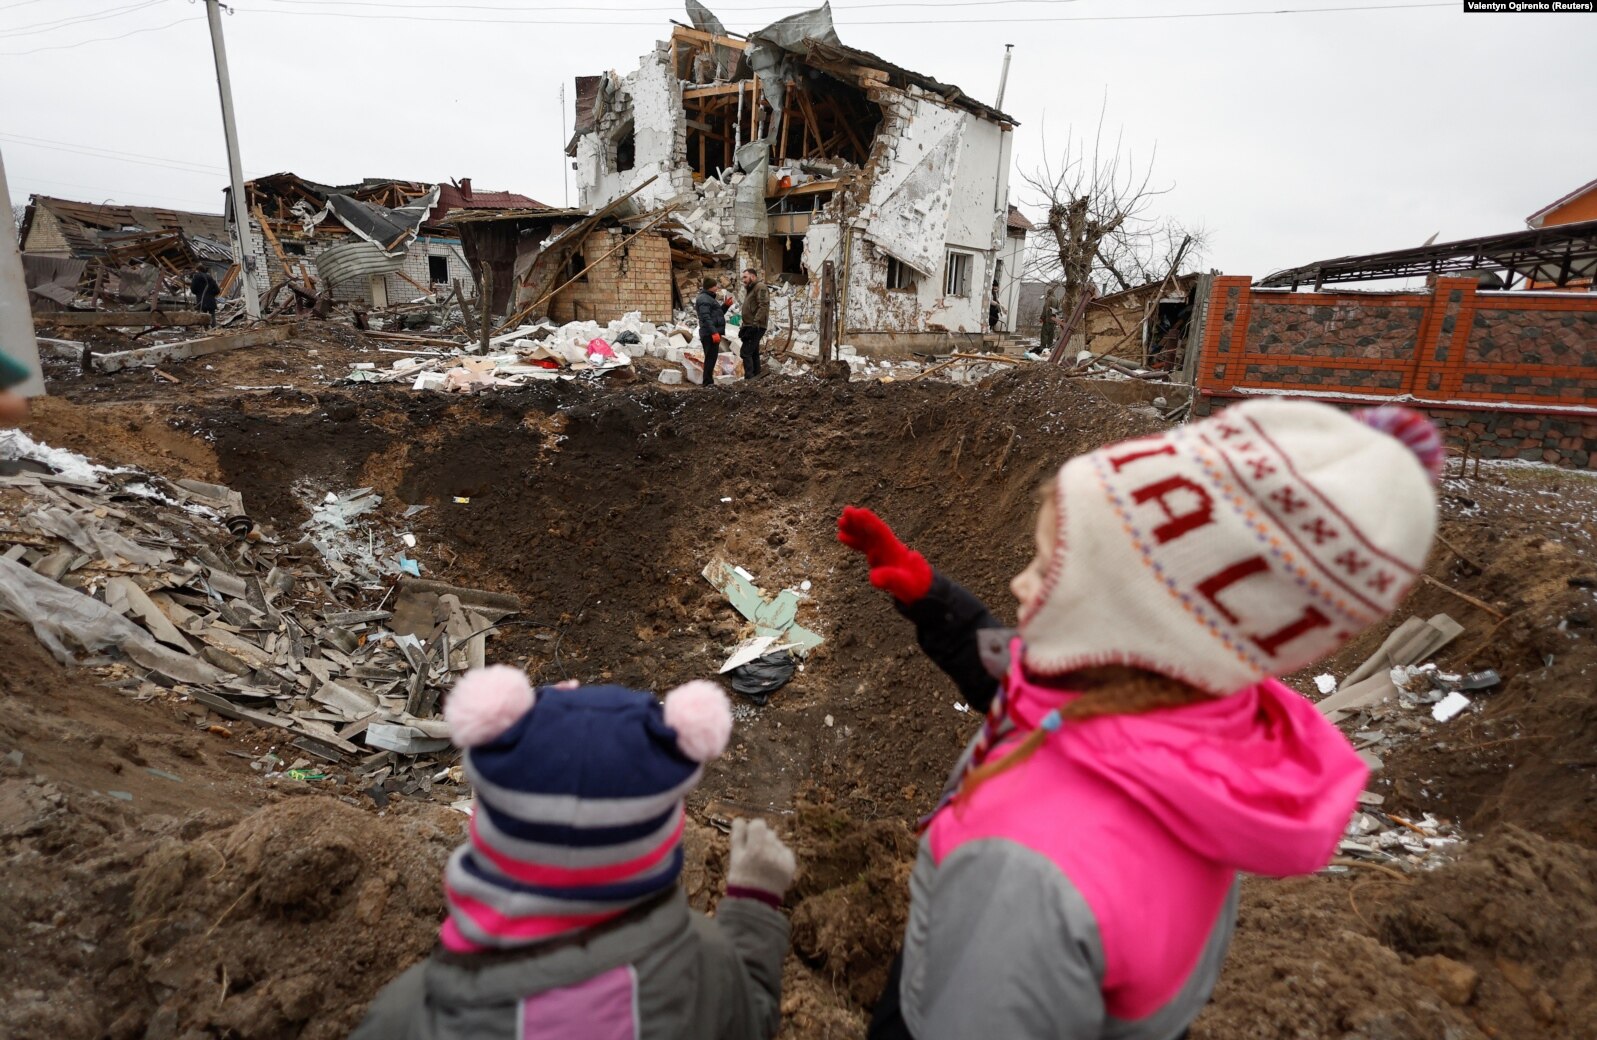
[314,240,406,288]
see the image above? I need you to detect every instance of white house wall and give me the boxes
[825,91,1011,335]
[575,45,692,213]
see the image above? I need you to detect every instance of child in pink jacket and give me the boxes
[840,400,1444,1040]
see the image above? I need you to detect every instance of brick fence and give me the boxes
[1194,276,1597,469]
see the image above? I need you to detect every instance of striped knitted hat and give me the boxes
[438,666,732,952]
[1020,400,1442,696]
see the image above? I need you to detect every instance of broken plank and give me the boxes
[93,323,298,373]
[188,689,361,755]
[36,311,213,328]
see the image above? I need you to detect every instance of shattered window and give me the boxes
[428,256,449,284]
[614,121,636,173]
[886,257,916,292]
[283,242,307,256]
[944,252,973,298]
[567,252,588,283]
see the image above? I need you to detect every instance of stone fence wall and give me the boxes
[1194,276,1597,469]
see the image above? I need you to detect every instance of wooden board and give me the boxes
[35,310,213,328]
[93,323,298,373]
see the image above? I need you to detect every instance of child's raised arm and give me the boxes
[837,507,1005,712]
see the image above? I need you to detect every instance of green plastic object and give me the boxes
[0,352,30,391]
[727,314,742,327]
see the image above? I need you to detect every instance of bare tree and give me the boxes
[11,203,25,235]
[1022,102,1206,351]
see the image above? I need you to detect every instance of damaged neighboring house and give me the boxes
[17,196,234,312]
[228,174,544,308]
[1082,272,1202,363]
[564,2,1021,351]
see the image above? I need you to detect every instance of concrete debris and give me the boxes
[1316,613,1464,723]
[0,436,520,801]
[1332,809,1463,872]
[1431,691,1472,723]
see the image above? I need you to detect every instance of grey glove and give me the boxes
[726,817,797,901]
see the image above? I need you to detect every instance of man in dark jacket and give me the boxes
[189,269,221,324]
[694,276,727,386]
[739,268,769,378]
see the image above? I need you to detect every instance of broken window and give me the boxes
[566,252,588,283]
[944,251,973,298]
[779,237,807,282]
[886,257,916,293]
[283,242,307,256]
[613,121,636,173]
[428,256,449,284]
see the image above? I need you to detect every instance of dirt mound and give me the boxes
[1196,828,1597,1040]
[0,788,458,1040]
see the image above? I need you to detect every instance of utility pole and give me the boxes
[204,0,262,319]
[0,147,45,397]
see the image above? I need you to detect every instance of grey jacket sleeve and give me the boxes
[349,961,428,1040]
[902,841,1106,1040]
[707,899,789,1039]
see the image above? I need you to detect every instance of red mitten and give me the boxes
[837,506,933,604]
[712,333,722,344]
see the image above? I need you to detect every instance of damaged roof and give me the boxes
[801,38,1018,126]
[242,173,544,232]
[23,196,229,255]
[1258,217,1597,289]
[435,182,549,220]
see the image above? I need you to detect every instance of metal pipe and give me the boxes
[994,44,1014,110]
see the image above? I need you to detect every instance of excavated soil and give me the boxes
[4,342,1597,1039]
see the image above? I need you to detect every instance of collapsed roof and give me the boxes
[1258,218,1597,290]
[21,196,233,267]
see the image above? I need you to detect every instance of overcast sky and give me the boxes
[3,0,1594,278]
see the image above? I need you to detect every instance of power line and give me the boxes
[0,134,233,178]
[0,0,170,39]
[10,174,221,209]
[0,132,228,174]
[239,2,1454,26]
[0,14,193,55]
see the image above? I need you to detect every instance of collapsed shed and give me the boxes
[228,174,545,308]
[17,196,234,312]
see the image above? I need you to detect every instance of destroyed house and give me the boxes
[229,174,545,308]
[566,3,1020,351]
[18,195,234,312]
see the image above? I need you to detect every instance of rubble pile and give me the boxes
[0,431,515,806]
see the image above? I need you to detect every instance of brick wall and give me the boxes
[1195,276,1597,469]
[20,207,70,256]
[548,229,673,324]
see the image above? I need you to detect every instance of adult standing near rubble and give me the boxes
[695,276,727,386]
[1039,285,1061,353]
[189,269,221,324]
[740,268,769,379]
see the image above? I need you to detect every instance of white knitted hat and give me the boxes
[1019,400,1440,696]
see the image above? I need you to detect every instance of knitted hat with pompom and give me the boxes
[438,666,732,952]
[1019,400,1443,696]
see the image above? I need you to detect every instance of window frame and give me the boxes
[944,250,974,298]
